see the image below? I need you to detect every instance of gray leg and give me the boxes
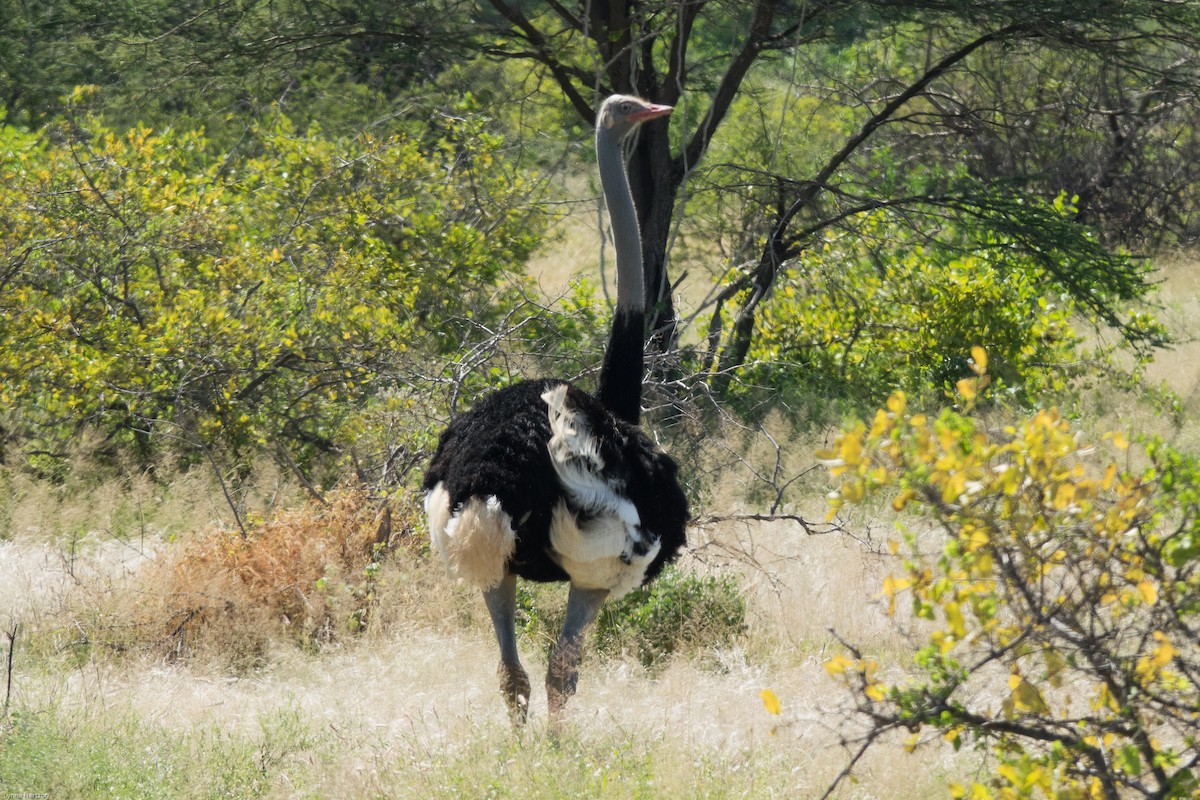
[483,574,530,724]
[546,584,609,717]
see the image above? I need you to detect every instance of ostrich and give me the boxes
[422,95,688,723]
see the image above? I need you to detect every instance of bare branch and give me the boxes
[484,0,596,123]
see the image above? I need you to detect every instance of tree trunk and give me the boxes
[628,121,681,355]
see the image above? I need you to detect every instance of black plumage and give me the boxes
[422,379,688,585]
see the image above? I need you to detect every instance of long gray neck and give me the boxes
[595,123,645,425]
[596,125,644,315]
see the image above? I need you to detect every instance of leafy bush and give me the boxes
[514,567,746,669]
[595,568,744,671]
[595,567,747,667]
[0,111,543,473]
[821,370,1199,799]
[736,208,1104,413]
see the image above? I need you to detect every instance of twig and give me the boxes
[691,511,843,536]
[275,442,328,505]
[4,623,17,712]
[818,728,886,800]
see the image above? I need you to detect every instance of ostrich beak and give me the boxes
[629,103,673,123]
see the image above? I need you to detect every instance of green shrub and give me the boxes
[0,112,543,471]
[822,379,1200,799]
[514,567,746,668]
[595,567,747,667]
[741,211,1087,412]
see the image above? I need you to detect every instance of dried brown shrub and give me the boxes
[138,488,418,668]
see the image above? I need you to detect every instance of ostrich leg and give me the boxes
[483,574,530,724]
[546,584,609,717]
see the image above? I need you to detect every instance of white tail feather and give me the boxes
[550,500,661,597]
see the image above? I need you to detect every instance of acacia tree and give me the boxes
[471,0,1200,380]
[15,2,1199,394]
[0,0,473,136]
[915,40,1200,249]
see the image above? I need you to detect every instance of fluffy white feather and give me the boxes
[549,500,661,598]
[541,385,657,597]
[542,385,641,529]
[424,483,516,590]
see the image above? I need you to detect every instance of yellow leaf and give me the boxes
[1008,675,1050,714]
[759,688,782,716]
[1137,581,1158,605]
[840,431,864,466]
[1136,631,1177,681]
[1101,462,1118,490]
[942,471,967,504]
[1109,431,1130,451]
[1052,482,1076,510]
[865,682,886,702]
[869,408,891,438]
[824,654,854,677]
[882,574,914,615]
[964,527,989,553]
[945,602,966,637]
[891,489,915,512]
[956,377,977,401]
[970,346,988,375]
[997,764,1020,786]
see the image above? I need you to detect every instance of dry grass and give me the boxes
[1072,254,1200,451]
[3,549,953,799]
[1,479,437,672]
[1145,254,1200,438]
[0,466,945,798]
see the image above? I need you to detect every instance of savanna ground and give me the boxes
[3,227,1200,799]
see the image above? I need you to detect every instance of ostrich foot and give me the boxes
[499,660,531,725]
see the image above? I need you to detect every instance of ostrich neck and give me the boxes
[595,125,645,425]
[596,127,645,313]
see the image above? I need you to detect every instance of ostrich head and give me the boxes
[597,94,673,137]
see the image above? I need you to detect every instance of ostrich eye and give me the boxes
[619,102,632,113]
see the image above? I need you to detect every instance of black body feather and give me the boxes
[422,378,688,586]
